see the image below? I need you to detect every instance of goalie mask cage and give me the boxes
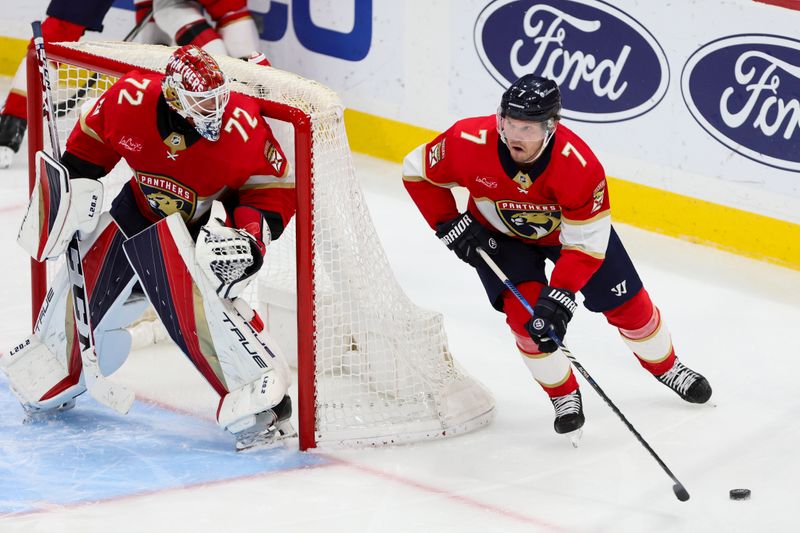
[27,41,495,450]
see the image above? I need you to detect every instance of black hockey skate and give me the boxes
[234,395,296,452]
[0,114,27,169]
[656,360,712,404]
[551,389,584,447]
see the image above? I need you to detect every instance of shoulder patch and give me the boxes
[428,138,446,167]
[591,179,606,213]
[92,97,105,116]
[265,142,285,174]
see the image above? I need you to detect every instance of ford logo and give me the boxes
[474,0,669,122]
[682,34,800,172]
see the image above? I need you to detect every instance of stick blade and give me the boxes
[673,483,690,502]
[89,379,135,415]
[82,353,135,415]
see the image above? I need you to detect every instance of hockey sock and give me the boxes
[604,288,676,376]
[519,346,580,397]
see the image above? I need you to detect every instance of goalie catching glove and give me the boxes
[436,212,498,267]
[196,202,270,300]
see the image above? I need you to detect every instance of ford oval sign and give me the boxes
[682,34,800,172]
[474,0,669,123]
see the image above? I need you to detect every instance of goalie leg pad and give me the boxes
[123,214,291,425]
[2,216,142,412]
[2,335,83,411]
[217,371,285,431]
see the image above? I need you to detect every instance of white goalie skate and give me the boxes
[21,398,78,423]
[232,395,296,452]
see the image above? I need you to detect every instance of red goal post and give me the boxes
[27,41,495,450]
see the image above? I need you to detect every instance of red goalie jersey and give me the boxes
[403,115,611,293]
[63,70,294,236]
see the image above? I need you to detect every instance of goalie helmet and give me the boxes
[163,45,230,141]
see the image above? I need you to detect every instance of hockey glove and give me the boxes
[435,212,498,267]
[525,286,578,353]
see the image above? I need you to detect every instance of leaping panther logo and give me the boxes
[497,200,561,240]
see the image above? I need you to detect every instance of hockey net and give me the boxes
[28,41,494,449]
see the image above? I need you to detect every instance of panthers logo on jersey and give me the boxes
[136,171,197,221]
[496,200,561,240]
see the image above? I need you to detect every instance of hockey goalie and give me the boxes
[1,44,295,451]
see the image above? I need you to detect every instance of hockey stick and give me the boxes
[476,247,690,502]
[124,9,154,42]
[32,21,135,415]
[54,10,154,118]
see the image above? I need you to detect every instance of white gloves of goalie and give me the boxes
[196,205,268,300]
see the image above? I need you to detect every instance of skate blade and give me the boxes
[236,434,284,453]
[22,401,76,424]
[565,428,583,448]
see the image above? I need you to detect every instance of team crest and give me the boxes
[428,138,446,168]
[497,200,561,240]
[265,143,285,174]
[591,180,606,213]
[137,171,197,221]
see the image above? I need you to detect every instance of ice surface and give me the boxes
[0,93,798,531]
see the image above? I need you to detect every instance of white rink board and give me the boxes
[2,0,800,222]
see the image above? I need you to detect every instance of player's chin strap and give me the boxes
[31,21,134,415]
[475,247,691,503]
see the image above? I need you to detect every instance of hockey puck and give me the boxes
[729,488,751,500]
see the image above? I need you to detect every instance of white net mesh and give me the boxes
[39,41,494,447]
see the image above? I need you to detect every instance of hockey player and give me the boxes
[0,0,121,169]
[2,45,295,450]
[134,0,264,61]
[402,75,712,440]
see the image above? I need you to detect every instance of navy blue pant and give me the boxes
[47,0,117,31]
[475,226,643,313]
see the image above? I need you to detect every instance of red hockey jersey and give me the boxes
[403,115,611,293]
[65,70,294,231]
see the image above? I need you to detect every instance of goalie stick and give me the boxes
[476,247,691,503]
[32,21,135,415]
